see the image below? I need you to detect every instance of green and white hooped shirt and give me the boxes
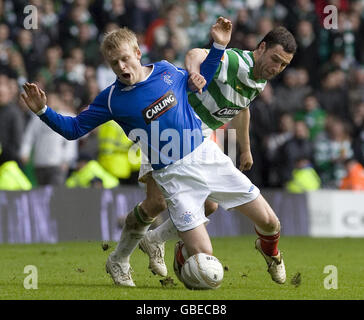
[188,49,267,137]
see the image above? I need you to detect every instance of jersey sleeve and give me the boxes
[199,44,225,91]
[39,88,113,140]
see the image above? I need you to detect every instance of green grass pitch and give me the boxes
[0,236,363,300]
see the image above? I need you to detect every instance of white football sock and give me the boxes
[113,204,154,263]
[147,218,178,243]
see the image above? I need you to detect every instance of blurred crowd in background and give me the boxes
[1,0,364,192]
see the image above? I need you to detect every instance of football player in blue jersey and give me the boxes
[21,17,233,287]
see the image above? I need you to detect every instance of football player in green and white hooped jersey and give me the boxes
[139,26,296,284]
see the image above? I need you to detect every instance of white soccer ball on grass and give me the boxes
[174,244,224,290]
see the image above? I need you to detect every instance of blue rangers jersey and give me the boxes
[39,45,224,170]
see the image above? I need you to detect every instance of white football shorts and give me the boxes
[152,139,260,232]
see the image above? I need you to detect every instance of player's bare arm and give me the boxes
[21,82,47,114]
[231,108,253,171]
[185,49,208,75]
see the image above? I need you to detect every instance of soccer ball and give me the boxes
[173,241,224,290]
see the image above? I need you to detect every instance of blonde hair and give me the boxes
[101,27,139,57]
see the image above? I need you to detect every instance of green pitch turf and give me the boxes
[0,236,363,300]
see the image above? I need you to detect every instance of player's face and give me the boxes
[105,42,143,85]
[255,44,293,80]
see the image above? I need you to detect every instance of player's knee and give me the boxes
[151,195,167,213]
[263,215,280,234]
[204,201,218,216]
[141,195,167,217]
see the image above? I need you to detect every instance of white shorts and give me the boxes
[152,139,260,232]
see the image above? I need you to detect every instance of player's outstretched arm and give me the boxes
[21,82,112,140]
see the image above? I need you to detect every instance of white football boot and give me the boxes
[255,238,286,284]
[105,252,135,287]
[139,232,168,277]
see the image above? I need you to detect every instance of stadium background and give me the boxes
[0,0,364,240]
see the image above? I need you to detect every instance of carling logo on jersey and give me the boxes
[213,107,242,118]
[142,90,177,124]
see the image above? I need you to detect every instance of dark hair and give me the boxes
[257,26,297,54]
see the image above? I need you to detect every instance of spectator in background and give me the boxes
[255,16,274,43]
[0,1,17,29]
[348,66,364,110]
[202,0,244,25]
[175,0,200,28]
[56,80,82,112]
[278,120,315,187]
[14,29,39,80]
[241,32,259,51]
[151,4,190,61]
[0,72,24,166]
[248,83,279,187]
[275,68,311,114]
[265,112,295,187]
[252,0,288,25]
[36,45,63,91]
[100,0,131,30]
[295,93,327,140]
[0,23,12,66]
[20,93,78,186]
[81,77,100,109]
[65,153,119,189]
[97,121,141,185]
[95,23,121,90]
[349,101,364,137]
[351,102,364,166]
[314,115,354,187]
[291,19,320,87]
[229,7,255,49]
[59,2,98,50]
[96,57,115,92]
[7,50,27,85]
[58,56,78,84]
[340,158,364,190]
[187,9,211,48]
[40,0,59,44]
[234,7,255,35]
[285,0,319,31]
[65,22,100,67]
[84,64,96,82]
[316,69,350,120]
[129,0,161,33]
[161,44,184,68]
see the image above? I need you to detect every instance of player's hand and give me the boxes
[21,82,47,114]
[188,72,207,94]
[239,150,253,171]
[210,17,232,47]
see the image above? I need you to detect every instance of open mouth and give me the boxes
[121,73,131,80]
